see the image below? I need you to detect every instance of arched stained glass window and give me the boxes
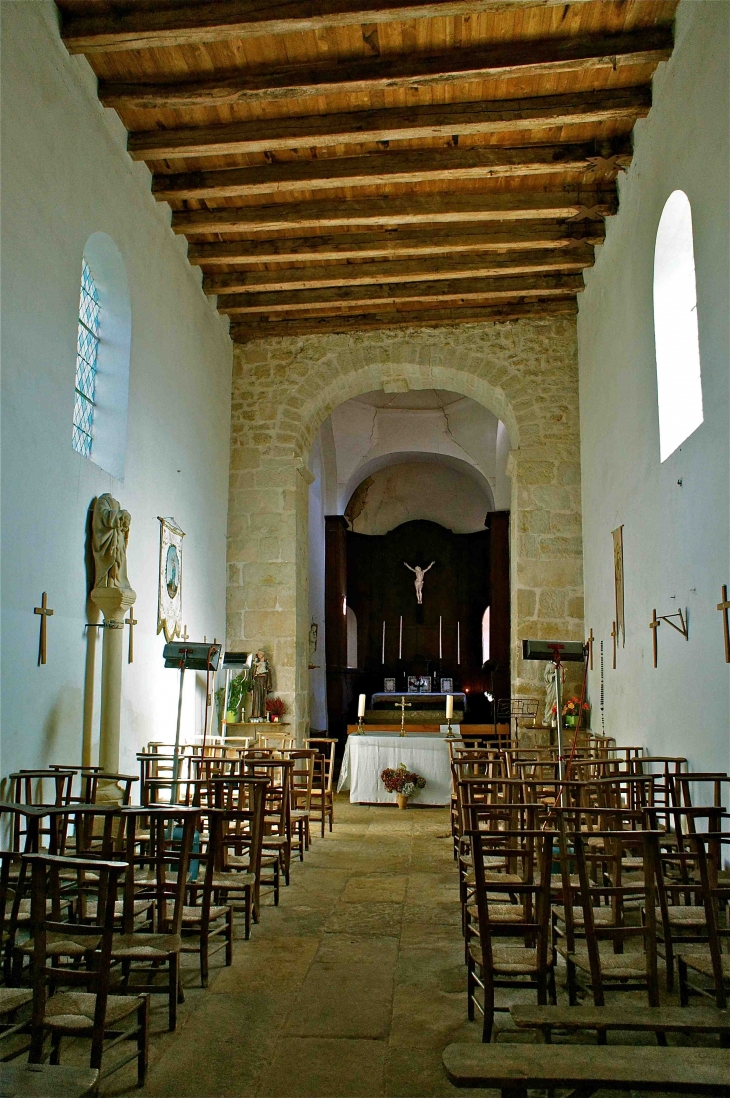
[72,259,100,457]
[653,190,704,461]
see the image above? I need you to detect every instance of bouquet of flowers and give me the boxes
[381,763,426,799]
[561,696,590,718]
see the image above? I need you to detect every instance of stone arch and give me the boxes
[228,318,583,739]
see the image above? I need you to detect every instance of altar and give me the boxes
[337,732,455,805]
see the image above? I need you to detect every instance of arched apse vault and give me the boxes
[227,317,584,738]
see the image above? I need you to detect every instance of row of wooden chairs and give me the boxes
[449,747,730,1043]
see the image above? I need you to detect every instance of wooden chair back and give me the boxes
[120,807,198,936]
[670,773,730,810]
[25,851,127,1067]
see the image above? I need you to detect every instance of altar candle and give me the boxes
[445,694,454,721]
[439,616,442,659]
[457,622,461,664]
[358,694,366,718]
[399,615,403,660]
[382,621,386,664]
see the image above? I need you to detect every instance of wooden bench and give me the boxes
[510,1003,730,1046]
[442,1043,730,1097]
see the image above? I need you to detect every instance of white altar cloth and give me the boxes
[337,733,454,805]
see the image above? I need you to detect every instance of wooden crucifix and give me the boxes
[610,621,617,670]
[125,612,138,664]
[586,628,595,671]
[34,592,54,666]
[181,624,190,642]
[649,609,660,669]
[717,585,730,664]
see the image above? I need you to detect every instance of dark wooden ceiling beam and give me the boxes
[188,222,604,266]
[216,272,583,316]
[102,32,669,109]
[229,297,578,342]
[153,143,628,201]
[205,247,593,294]
[61,0,599,54]
[129,88,651,161]
[172,189,617,235]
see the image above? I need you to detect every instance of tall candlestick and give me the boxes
[358,694,366,718]
[382,621,386,664]
[439,616,442,659]
[399,615,403,660]
[445,694,454,720]
[457,621,461,664]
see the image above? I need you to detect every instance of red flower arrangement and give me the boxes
[265,696,286,721]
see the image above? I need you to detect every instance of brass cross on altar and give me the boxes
[125,612,138,663]
[610,621,617,670]
[586,628,595,671]
[649,609,660,668]
[396,695,412,738]
[34,592,54,666]
[717,585,730,664]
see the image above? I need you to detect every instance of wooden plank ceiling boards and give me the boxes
[56,0,677,342]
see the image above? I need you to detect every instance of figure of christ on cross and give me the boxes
[404,560,435,605]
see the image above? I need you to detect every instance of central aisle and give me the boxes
[136,796,487,1098]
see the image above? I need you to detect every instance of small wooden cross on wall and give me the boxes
[34,592,54,666]
[125,612,138,664]
[610,621,617,670]
[717,585,730,664]
[649,609,660,669]
[181,624,190,642]
[586,628,595,671]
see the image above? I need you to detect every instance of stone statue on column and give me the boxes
[90,494,136,784]
[250,650,272,720]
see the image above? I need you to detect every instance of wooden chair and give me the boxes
[556,826,661,1008]
[110,807,197,1031]
[242,758,293,897]
[204,777,267,935]
[286,749,315,861]
[0,852,32,1053]
[467,827,556,1042]
[676,830,730,1011]
[25,852,149,1086]
[305,738,336,837]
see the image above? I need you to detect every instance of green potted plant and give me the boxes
[217,673,249,726]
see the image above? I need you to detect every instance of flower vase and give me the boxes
[564,715,579,729]
[396,794,408,810]
[226,710,238,725]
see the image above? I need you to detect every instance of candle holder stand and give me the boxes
[444,717,459,741]
[354,716,365,735]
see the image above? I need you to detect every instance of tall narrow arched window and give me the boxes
[71,234,131,479]
[72,259,100,458]
[653,190,704,461]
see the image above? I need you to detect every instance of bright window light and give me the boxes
[653,190,704,462]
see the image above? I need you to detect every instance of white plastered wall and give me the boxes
[0,2,232,777]
[578,0,730,775]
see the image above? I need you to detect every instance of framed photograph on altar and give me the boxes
[383,677,396,693]
[408,675,431,693]
[440,677,454,693]
[157,516,185,642]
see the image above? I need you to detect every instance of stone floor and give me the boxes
[102,795,488,1098]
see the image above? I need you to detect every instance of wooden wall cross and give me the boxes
[181,624,190,641]
[649,609,660,668]
[586,628,595,671]
[717,585,730,664]
[610,621,617,670]
[124,612,137,663]
[34,592,54,666]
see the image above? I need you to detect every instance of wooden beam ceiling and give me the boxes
[171,191,618,236]
[56,0,676,341]
[60,0,598,53]
[101,31,669,108]
[187,223,604,266]
[129,88,650,160]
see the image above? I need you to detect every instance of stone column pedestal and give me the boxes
[90,584,136,803]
